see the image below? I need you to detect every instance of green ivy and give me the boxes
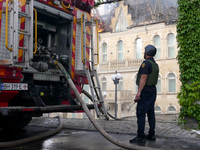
[177,0,200,128]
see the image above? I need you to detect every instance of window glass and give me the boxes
[118,77,123,90]
[155,106,161,114]
[134,75,138,93]
[154,35,161,59]
[83,85,89,103]
[120,19,123,31]
[155,106,161,111]
[168,34,175,45]
[118,40,124,61]
[72,113,76,118]
[102,43,107,62]
[167,33,175,58]
[168,73,176,92]
[156,75,161,93]
[136,38,142,59]
[101,77,107,91]
[168,47,175,58]
[168,106,176,112]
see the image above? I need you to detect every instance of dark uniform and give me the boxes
[136,57,158,137]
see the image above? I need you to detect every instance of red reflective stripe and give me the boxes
[22,108,34,111]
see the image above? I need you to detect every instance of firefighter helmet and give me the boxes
[145,45,157,56]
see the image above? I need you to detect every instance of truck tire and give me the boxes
[0,115,32,130]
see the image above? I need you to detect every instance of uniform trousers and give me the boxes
[136,90,157,137]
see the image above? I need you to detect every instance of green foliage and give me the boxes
[177,0,200,128]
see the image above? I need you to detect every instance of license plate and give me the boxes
[1,83,28,90]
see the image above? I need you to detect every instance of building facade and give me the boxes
[97,1,180,118]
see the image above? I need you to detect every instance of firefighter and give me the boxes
[129,45,159,144]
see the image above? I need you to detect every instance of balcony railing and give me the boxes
[104,90,134,103]
[99,59,143,70]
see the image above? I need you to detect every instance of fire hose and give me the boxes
[82,89,137,120]
[0,61,156,150]
[55,61,157,150]
[0,116,62,148]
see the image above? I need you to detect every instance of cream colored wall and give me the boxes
[98,22,181,115]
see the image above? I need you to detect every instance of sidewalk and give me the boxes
[60,118,199,138]
[30,117,200,138]
[34,114,199,138]
[30,116,200,149]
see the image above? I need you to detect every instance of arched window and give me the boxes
[168,105,176,113]
[167,33,175,58]
[168,73,176,93]
[115,8,128,32]
[118,77,123,90]
[102,43,107,62]
[134,75,138,94]
[155,106,161,114]
[156,75,161,93]
[117,40,124,61]
[153,35,161,59]
[101,77,107,91]
[135,38,142,59]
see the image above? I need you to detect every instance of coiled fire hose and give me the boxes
[55,61,157,150]
[0,61,156,149]
[0,116,62,148]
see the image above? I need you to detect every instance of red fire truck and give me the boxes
[0,0,107,130]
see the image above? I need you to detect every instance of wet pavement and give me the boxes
[1,116,200,150]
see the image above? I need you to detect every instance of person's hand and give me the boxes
[134,92,141,102]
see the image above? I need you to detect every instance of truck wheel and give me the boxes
[0,115,32,130]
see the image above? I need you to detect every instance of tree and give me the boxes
[177,0,200,128]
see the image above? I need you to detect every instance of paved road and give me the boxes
[0,117,200,150]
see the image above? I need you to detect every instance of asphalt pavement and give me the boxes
[26,116,200,150]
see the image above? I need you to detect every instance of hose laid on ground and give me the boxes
[0,116,62,148]
[56,61,157,150]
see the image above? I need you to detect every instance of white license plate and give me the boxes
[1,83,28,90]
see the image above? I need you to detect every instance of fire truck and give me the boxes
[0,0,108,130]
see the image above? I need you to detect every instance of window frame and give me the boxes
[101,77,107,91]
[156,74,161,93]
[167,105,177,113]
[117,40,124,61]
[155,106,162,114]
[167,33,175,58]
[101,43,108,63]
[118,76,123,90]
[153,35,161,59]
[135,38,142,59]
[167,73,176,93]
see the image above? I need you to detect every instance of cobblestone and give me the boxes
[30,116,200,150]
[31,116,200,139]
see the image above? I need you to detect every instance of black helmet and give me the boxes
[145,45,157,56]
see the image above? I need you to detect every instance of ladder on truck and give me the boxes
[80,14,108,119]
[5,0,34,68]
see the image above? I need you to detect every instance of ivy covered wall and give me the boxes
[177,0,200,128]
